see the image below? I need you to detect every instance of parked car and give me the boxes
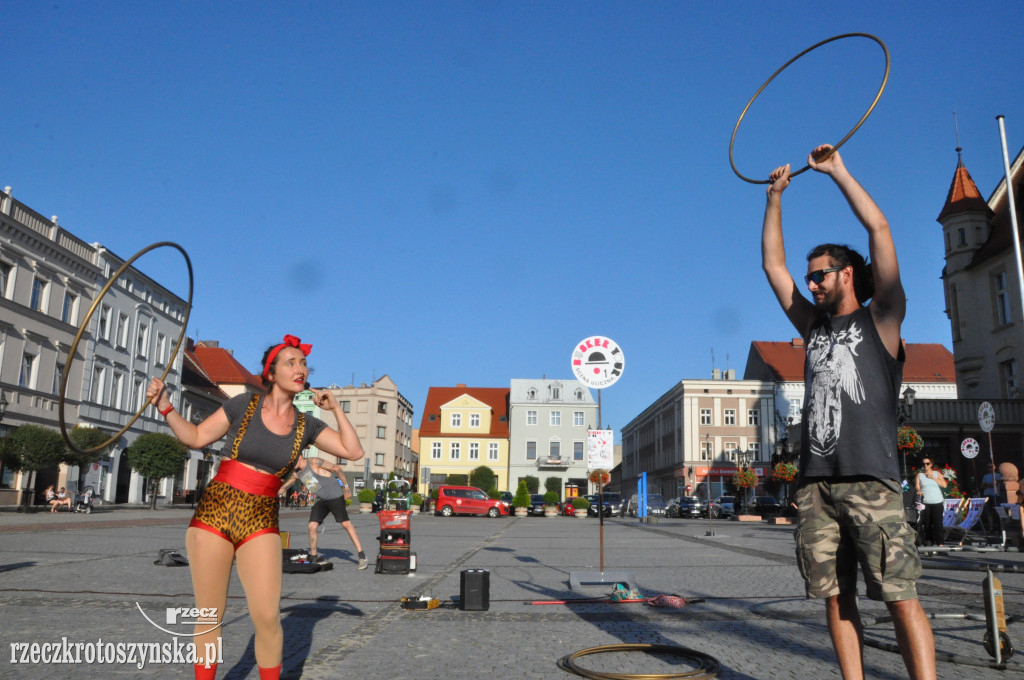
[434,486,509,518]
[603,492,624,516]
[528,494,548,516]
[748,496,782,517]
[626,493,668,518]
[498,491,514,515]
[584,494,610,517]
[666,495,705,519]
[710,496,736,518]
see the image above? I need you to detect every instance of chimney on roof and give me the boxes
[200,340,220,348]
[792,338,804,348]
[456,383,467,389]
[712,369,721,380]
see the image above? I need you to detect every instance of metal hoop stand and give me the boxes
[58,241,194,455]
[729,32,890,184]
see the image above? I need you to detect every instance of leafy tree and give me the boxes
[0,434,22,476]
[446,473,468,486]
[65,426,113,487]
[469,465,496,492]
[9,424,66,472]
[126,432,187,510]
[513,480,531,509]
[523,475,539,494]
[544,476,561,499]
[543,491,559,506]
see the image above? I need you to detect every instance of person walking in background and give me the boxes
[283,457,368,569]
[915,458,947,546]
[761,145,936,680]
[147,334,364,680]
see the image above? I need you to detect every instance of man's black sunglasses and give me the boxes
[804,266,845,285]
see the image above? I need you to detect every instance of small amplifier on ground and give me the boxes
[460,569,490,611]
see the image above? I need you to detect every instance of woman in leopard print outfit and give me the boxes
[147,335,363,680]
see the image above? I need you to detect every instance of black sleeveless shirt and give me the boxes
[799,306,905,487]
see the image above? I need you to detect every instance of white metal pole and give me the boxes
[996,116,1024,329]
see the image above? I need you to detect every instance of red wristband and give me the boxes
[159,404,174,416]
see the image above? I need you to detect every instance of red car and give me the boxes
[435,486,509,518]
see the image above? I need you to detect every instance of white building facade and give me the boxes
[508,379,598,499]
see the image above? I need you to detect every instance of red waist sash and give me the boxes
[213,460,282,497]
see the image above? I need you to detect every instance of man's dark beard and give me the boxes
[813,293,841,318]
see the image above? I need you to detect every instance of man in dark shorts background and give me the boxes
[761,145,936,679]
[285,458,367,569]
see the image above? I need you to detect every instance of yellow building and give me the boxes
[417,384,510,496]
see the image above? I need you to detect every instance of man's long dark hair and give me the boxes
[807,243,873,304]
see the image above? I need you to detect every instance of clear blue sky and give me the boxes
[5,1,1023,439]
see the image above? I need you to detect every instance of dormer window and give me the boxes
[574,388,584,400]
[527,388,536,400]
[550,385,561,400]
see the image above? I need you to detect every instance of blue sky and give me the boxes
[5,1,1023,439]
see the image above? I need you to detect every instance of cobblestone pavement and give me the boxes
[1,506,1022,679]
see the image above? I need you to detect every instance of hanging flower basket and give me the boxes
[733,468,758,489]
[772,462,798,483]
[589,470,610,486]
[896,426,924,456]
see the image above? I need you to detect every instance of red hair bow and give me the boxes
[262,334,313,380]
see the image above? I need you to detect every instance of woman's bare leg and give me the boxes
[185,527,235,668]
[235,533,284,669]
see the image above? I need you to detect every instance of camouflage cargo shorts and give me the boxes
[794,478,921,602]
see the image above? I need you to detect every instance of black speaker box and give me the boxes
[460,569,490,611]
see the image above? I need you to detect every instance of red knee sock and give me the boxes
[258,665,281,680]
[194,663,217,679]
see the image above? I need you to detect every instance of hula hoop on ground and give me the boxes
[556,643,721,680]
[59,241,193,455]
[729,32,890,184]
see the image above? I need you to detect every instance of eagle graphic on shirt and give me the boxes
[806,322,865,457]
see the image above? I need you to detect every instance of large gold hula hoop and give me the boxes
[59,242,193,455]
[556,643,721,680]
[729,32,890,184]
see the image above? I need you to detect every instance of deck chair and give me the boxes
[948,497,989,547]
[941,498,965,531]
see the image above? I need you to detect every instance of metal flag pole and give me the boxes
[996,116,1024,324]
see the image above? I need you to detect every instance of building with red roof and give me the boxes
[418,384,510,494]
[938,147,1023,400]
[191,340,263,398]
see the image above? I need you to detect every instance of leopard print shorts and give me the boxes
[190,480,280,549]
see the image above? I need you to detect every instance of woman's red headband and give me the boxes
[262,334,312,380]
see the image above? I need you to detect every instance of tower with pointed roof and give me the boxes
[938,145,1024,398]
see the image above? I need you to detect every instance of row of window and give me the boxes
[524,410,587,426]
[524,385,586,401]
[699,408,760,426]
[430,441,501,462]
[426,440,587,463]
[699,441,761,461]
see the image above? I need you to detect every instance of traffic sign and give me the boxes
[961,438,980,460]
[979,402,995,433]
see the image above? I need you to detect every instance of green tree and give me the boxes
[9,425,66,472]
[65,426,113,486]
[523,475,539,494]
[513,480,531,509]
[126,432,187,510]
[469,465,496,492]
[544,476,561,499]
[446,473,468,486]
[0,434,23,477]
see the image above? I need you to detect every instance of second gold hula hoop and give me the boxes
[59,241,193,455]
[729,32,890,184]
